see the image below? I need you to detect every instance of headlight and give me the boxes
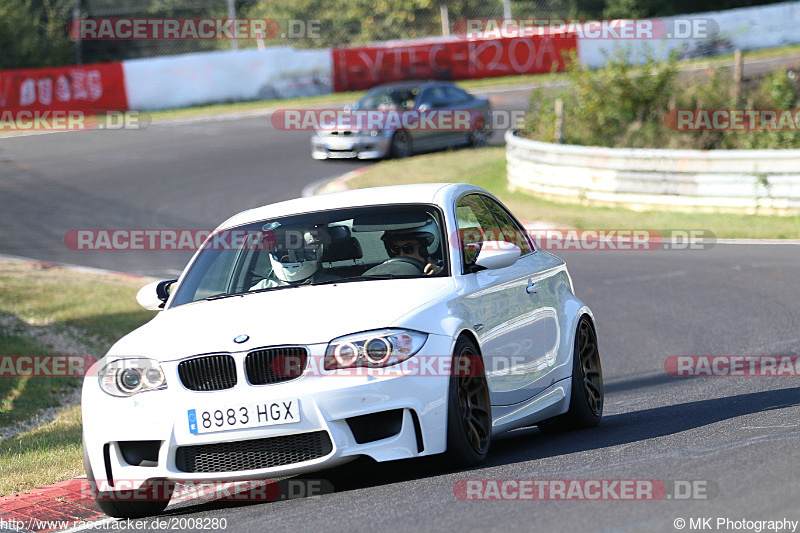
[325,329,427,370]
[357,130,380,136]
[98,358,167,397]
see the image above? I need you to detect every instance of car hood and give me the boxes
[317,112,398,133]
[109,277,456,361]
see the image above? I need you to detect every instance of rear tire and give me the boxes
[538,316,603,433]
[83,439,173,518]
[468,123,487,148]
[444,337,492,466]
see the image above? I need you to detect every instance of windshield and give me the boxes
[170,204,448,307]
[356,87,419,110]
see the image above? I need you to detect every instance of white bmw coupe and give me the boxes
[82,183,603,517]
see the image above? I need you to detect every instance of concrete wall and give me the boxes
[578,1,800,67]
[123,47,332,110]
[505,130,800,214]
[114,1,800,110]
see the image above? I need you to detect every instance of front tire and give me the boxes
[538,316,603,433]
[389,130,412,159]
[444,337,492,466]
[83,439,173,518]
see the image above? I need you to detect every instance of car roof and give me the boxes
[366,80,457,92]
[219,183,482,229]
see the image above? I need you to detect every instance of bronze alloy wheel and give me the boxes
[578,318,603,416]
[445,337,492,465]
[538,316,603,433]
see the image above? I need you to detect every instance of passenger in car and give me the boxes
[251,229,339,289]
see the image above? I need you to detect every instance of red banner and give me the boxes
[0,62,128,111]
[332,34,577,92]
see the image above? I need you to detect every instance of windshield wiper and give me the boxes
[310,274,398,286]
[201,285,297,301]
[202,292,242,301]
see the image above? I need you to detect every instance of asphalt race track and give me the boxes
[0,114,370,278]
[1,86,798,533]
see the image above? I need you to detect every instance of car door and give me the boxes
[442,85,474,146]
[414,85,451,150]
[454,193,561,406]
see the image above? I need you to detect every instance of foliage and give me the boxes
[246,0,497,49]
[2,0,798,67]
[523,46,800,150]
[603,0,786,17]
[0,0,75,69]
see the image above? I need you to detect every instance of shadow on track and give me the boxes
[159,385,799,517]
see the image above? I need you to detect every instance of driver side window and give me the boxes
[455,194,504,271]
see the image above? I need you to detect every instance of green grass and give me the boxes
[0,262,156,351]
[346,147,800,239]
[0,329,79,429]
[0,405,83,496]
[0,261,156,495]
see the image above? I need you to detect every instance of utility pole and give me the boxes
[74,0,82,65]
[503,0,512,19]
[228,0,237,50]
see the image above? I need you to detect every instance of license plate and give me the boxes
[187,400,299,435]
[326,139,354,150]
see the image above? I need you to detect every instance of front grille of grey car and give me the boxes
[174,431,333,473]
[245,346,308,385]
[318,130,354,137]
[178,354,237,391]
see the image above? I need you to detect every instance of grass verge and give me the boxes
[346,147,800,239]
[0,261,155,495]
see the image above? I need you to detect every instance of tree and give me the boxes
[0,0,74,69]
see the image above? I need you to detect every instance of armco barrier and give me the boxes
[505,130,800,214]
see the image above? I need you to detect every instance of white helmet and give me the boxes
[269,230,323,283]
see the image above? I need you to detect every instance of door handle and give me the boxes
[526,279,539,295]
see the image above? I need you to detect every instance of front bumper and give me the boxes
[311,132,391,160]
[82,335,452,492]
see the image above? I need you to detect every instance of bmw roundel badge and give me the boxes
[233,334,250,344]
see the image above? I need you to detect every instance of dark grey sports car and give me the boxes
[311,80,492,160]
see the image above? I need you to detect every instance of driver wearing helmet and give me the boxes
[381,219,442,276]
[251,229,339,289]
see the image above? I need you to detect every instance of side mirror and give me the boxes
[136,279,177,311]
[417,103,431,113]
[473,242,521,271]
